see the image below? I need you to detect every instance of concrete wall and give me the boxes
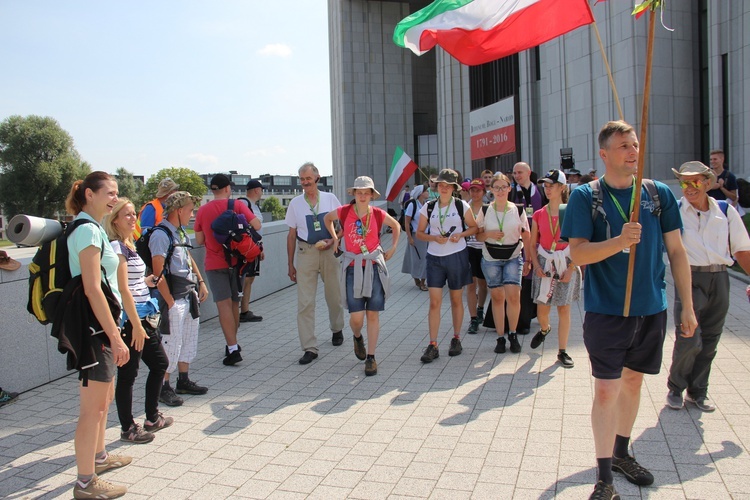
[0,220,294,393]
[329,0,415,203]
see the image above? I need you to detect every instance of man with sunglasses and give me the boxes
[666,161,750,413]
[561,121,697,500]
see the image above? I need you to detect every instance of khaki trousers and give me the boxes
[295,242,344,354]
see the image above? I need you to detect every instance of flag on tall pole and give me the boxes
[386,147,418,202]
[393,0,595,66]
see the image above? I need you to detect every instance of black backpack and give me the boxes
[589,178,661,239]
[425,198,466,233]
[134,223,179,279]
[28,219,100,325]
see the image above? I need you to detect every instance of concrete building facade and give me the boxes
[328,0,750,201]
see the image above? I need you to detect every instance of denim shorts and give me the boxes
[583,310,667,379]
[426,249,473,291]
[346,265,386,312]
[481,254,523,288]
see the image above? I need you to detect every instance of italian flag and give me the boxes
[393,0,595,66]
[385,147,418,202]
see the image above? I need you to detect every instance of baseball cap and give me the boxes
[246,179,264,190]
[537,169,567,185]
[210,174,233,190]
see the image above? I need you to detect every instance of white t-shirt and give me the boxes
[285,191,341,244]
[419,198,471,257]
[476,201,529,261]
[237,197,265,235]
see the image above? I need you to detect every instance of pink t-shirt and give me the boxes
[339,205,384,265]
[532,206,568,252]
[195,199,256,271]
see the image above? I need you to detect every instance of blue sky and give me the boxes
[0,1,333,178]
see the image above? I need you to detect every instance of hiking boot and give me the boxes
[223,345,243,366]
[467,317,479,334]
[494,337,506,353]
[95,453,132,475]
[353,335,366,360]
[144,412,174,433]
[159,384,183,407]
[332,330,344,346]
[611,455,654,486]
[299,351,318,364]
[365,358,378,376]
[530,327,551,349]
[588,480,620,500]
[239,311,263,322]
[120,423,154,444]
[509,333,521,353]
[420,344,439,363]
[476,306,484,323]
[448,337,463,356]
[557,350,574,368]
[685,394,715,412]
[73,475,127,499]
[0,388,19,408]
[175,378,208,395]
[666,390,684,410]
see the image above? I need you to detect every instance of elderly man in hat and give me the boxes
[149,191,209,407]
[666,161,750,413]
[195,174,260,367]
[236,179,265,323]
[135,177,180,239]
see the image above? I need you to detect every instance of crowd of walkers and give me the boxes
[47,120,750,498]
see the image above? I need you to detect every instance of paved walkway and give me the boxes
[2,234,750,499]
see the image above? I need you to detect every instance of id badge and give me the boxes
[313,220,322,231]
[360,244,369,255]
[525,206,534,218]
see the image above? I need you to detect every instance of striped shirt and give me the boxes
[111,240,150,304]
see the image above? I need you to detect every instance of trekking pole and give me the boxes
[623,8,656,317]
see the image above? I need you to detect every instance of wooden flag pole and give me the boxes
[592,20,624,122]
[623,8,657,317]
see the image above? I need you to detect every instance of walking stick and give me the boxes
[623,8,656,316]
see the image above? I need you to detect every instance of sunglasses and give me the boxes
[491,184,511,192]
[679,179,705,190]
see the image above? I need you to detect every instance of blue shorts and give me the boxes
[583,310,667,379]
[481,254,523,288]
[426,249,473,291]
[346,265,386,312]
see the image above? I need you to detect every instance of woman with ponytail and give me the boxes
[65,171,131,499]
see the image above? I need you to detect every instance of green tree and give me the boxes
[261,196,286,221]
[140,167,207,207]
[0,115,90,218]
[114,167,143,204]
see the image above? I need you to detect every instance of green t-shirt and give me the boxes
[67,212,122,307]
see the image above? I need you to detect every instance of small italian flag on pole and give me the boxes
[393,0,594,66]
[385,147,419,202]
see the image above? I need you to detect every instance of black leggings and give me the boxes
[115,319,169,430]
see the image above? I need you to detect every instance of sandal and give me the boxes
[419,280,428,291]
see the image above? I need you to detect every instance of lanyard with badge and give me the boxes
[493,200,509,237]
[354,205,371,254]
[305,193,321,231]
[546,206,560,251]
[437,200,450,236]
[602,176,636,253]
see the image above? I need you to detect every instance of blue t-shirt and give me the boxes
[560,179,681,316]
[138,202,158,230]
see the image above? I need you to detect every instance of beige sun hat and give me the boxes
[346,176,381,199]
[155,177,180,198]
[671,161,716,184]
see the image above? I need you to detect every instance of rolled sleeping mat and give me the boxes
[7,215,63,247]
